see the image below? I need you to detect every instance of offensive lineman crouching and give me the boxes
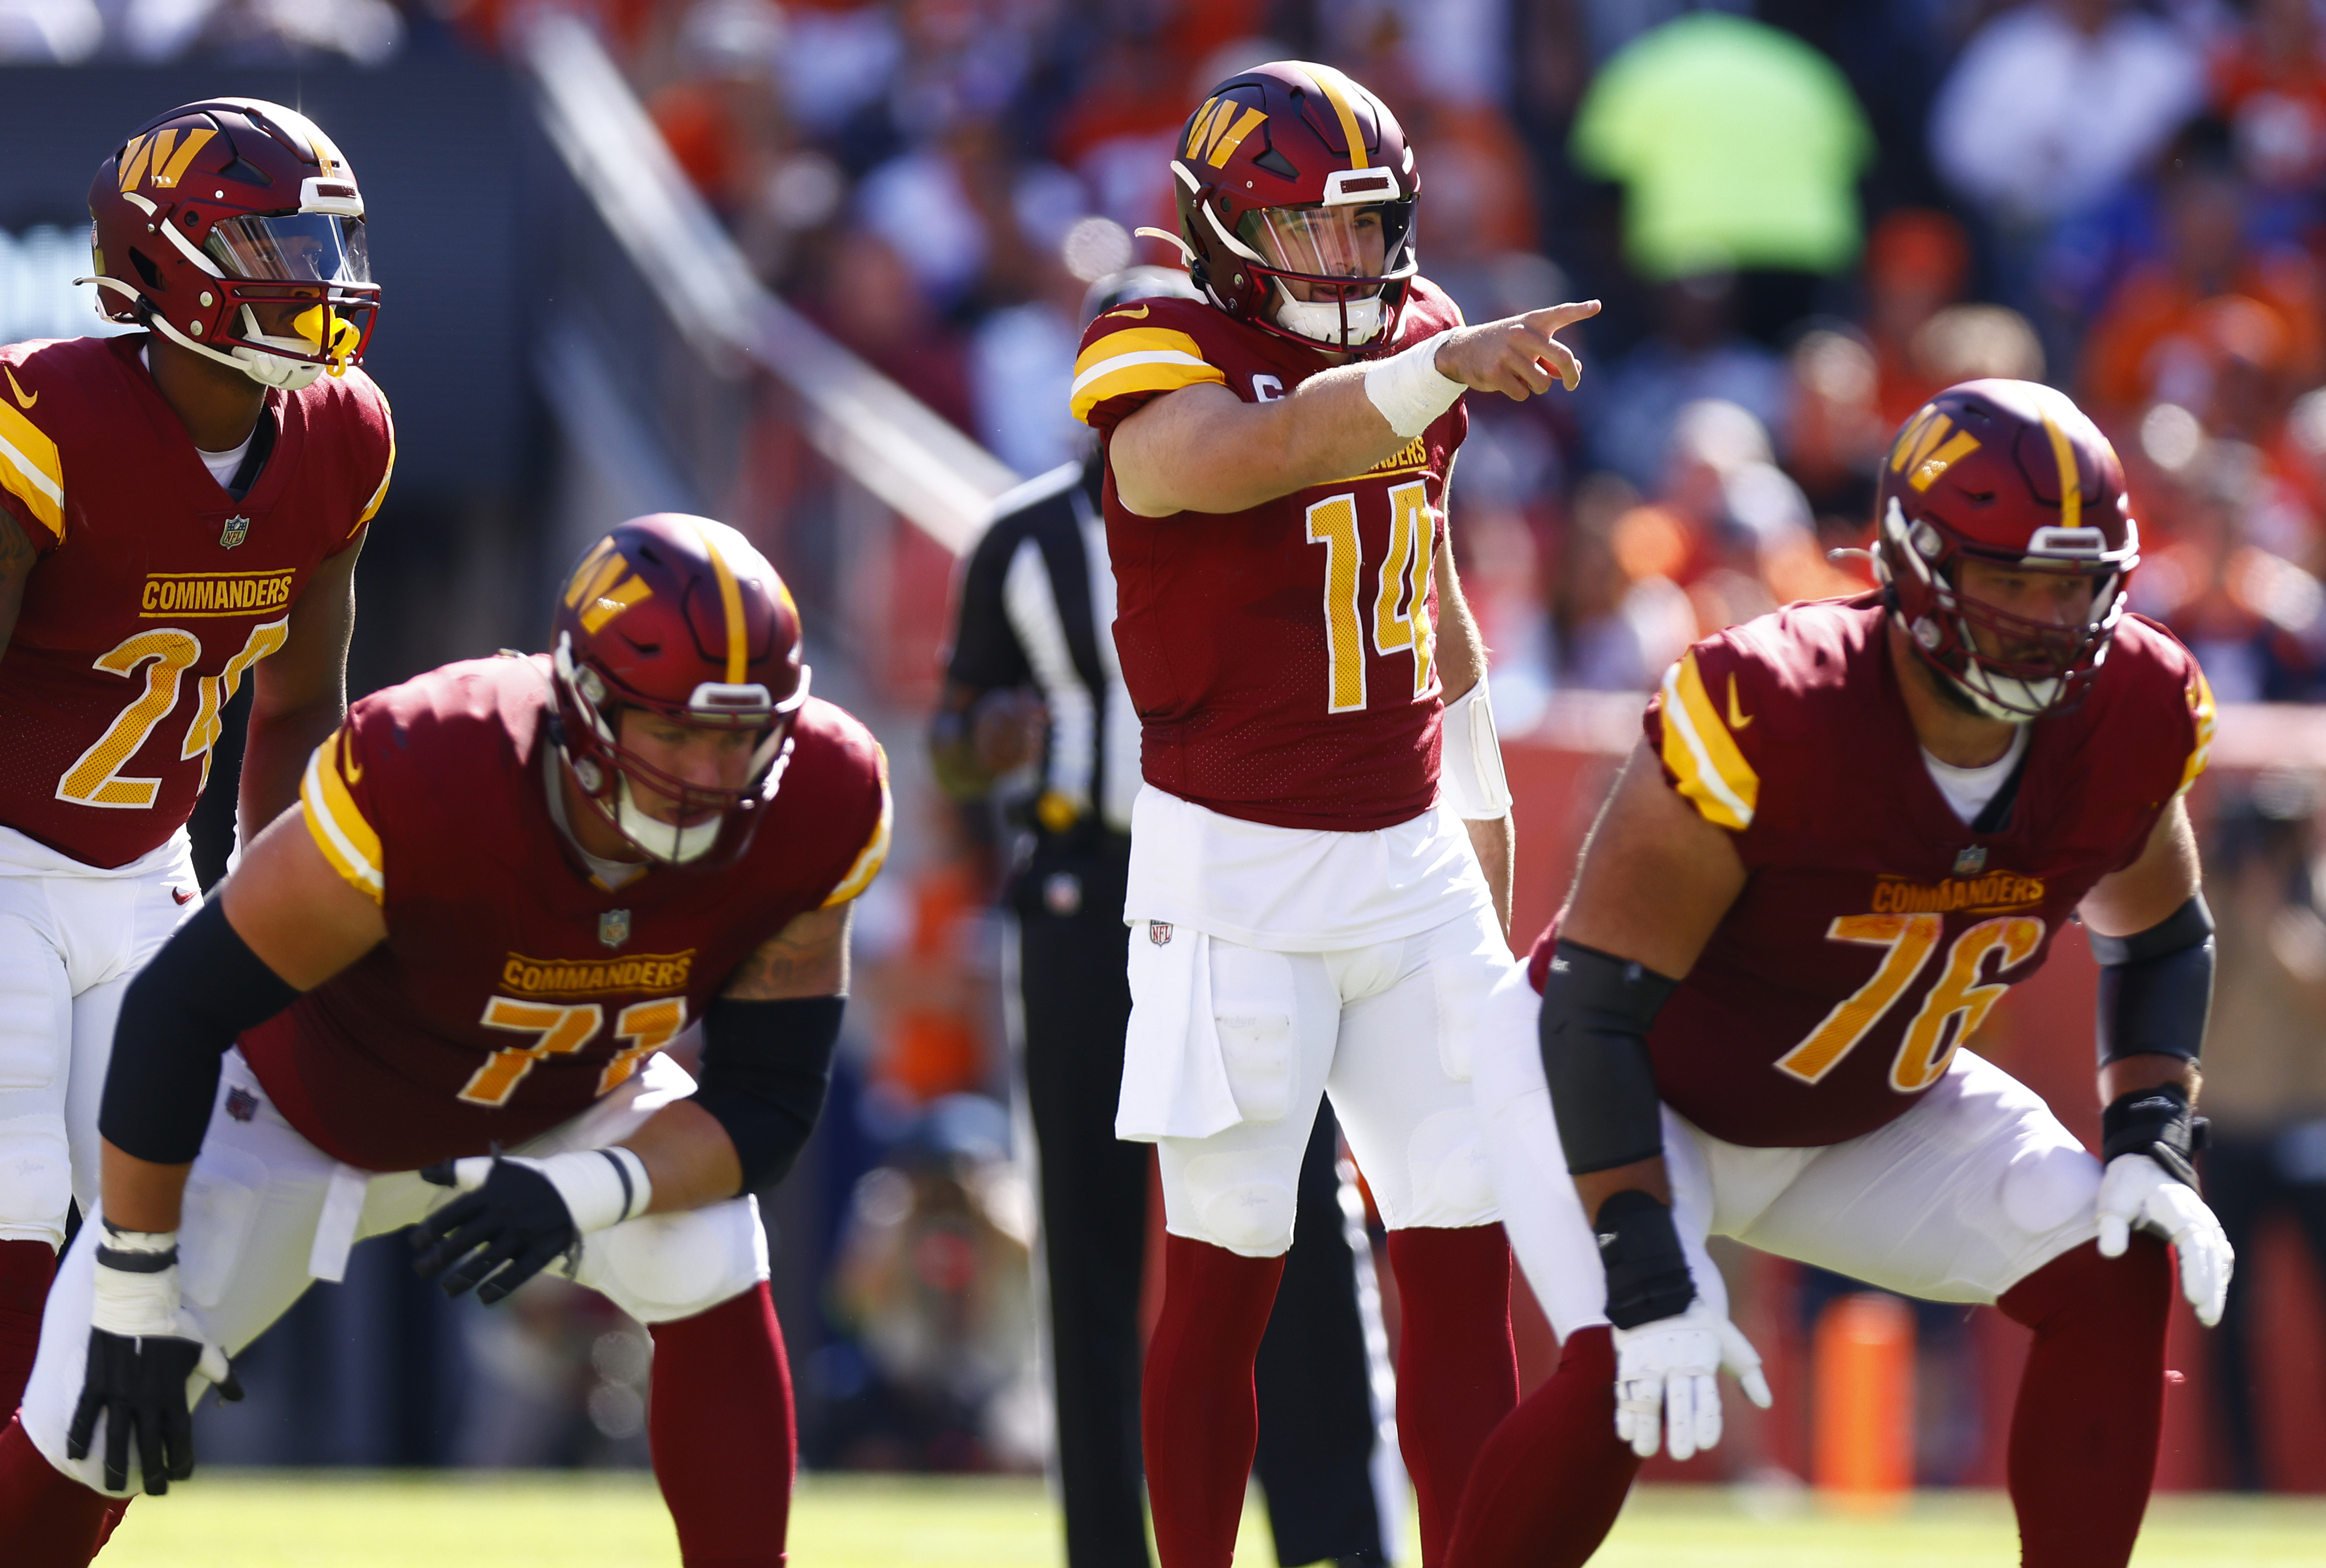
[0,516,890,1567]
[1453,381,2234,1568]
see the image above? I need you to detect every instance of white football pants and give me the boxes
[1128,902,1513,1257]
[0,824,201,1246]
[21,1047,769,1495]
[1471,973,2106,1340]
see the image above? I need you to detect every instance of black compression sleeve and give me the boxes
[99,899,302,1165]
[2092,894,2214,1068]
[1539,939,1680,1176]
[689,996,845,1192]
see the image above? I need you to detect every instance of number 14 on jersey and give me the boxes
[1306,478,1437,715]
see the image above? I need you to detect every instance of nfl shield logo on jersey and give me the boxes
[599,909,631,949]
[218,515,251,549]
[1953,845,1989,877]
[1149,921,1172,946]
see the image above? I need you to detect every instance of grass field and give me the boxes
[93,1472,2326,1566]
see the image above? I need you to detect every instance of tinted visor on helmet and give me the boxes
[1244,205,1391,297]
[204,213,370,285]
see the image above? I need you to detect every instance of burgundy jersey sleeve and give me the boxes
[1070,296,1231,438]
[1640,632,1779,854]
[297,712,388,904]
[333,368,396,556]
[801,711,893,911]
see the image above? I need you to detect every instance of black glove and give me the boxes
[2101,1080,2208,1193]
[67,1329,244,1494]
[1595,1189,1697,1330]
[408,1157,578,1305]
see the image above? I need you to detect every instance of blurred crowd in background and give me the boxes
[10,0,2326,1498]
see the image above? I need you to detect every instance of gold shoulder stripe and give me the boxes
[823,747,893,907]
[1069,328,1224,424]
[355,429,396,530]
[2175,664,2216,799]
[0,396,63,541]
[1658,651,1758,831]
[301,731,383,903]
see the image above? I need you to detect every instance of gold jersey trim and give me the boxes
[823,746,893,907]
[301,729,382,903]
[1070,327,1225,424]
[2176,664,2216,799]
[0,395,63,540]
[1659,650,1758,831]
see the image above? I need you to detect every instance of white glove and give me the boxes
[2096,1152,2234,1327]
[1610,1297,1773,1460]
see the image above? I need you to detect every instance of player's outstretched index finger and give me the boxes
[1523,299,1604,334]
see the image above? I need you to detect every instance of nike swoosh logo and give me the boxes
[5,367,36,409]
[1726,674,1753,731]
[171,886,195,905]
[339,732,363,784]
[1108,304,1150,320]
[1598,1232,1619,1250]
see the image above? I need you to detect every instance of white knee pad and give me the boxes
[1397,1108,1497,1228]
[571,1195,770,1324]
[0,1114,70,1240]
[1175,1149,1300,1257]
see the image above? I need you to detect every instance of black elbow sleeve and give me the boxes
[690,996,845,1193]
[1539,940,1680,1176]
[99,898,302,1165]
[2092,894,2214,1069]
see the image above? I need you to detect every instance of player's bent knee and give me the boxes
[1399,1108,1498,1228]
[576,1195,770,1324]
[2001,1142,2101,1240]
[1176,1150,1298,1256]
[0,1113,71,1238]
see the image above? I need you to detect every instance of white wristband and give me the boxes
[1364,330,1465,439]
[1439,679,1514,819]
[92,1225,184,1338]
[441,1148,654,1234]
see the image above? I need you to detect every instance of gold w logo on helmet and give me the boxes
[564,542,653,633]
[1889,406,1981,494]
[1184,95,1268,169]
[117,128,216,193]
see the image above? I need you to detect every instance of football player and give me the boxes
[0,516,888,1568]
[0,98,394,1413]
[1451,380,2234,1568]
[1070,60,1598,1567]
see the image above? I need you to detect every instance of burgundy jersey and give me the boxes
[0,334,394,868]
[238,654,891,1172]
[1530,597,2213,1149]
[1070,280,1468,831]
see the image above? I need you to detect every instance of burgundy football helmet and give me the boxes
[1143,60,1417,354]
[550,515,809,866]
[84,98,379,390]
[1873,379,2139,721]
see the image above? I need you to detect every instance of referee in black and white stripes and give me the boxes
[933,269,1401,1568]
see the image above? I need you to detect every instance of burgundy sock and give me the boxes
[647,1284,796,1567]
[1385,1226,1520,1565]
[1141,1234,1286,1568]
[0,1413,116,1567]
[1998,1238,2171,1568]
[0,1239,57,1417]
[1443,1326,1640,1568]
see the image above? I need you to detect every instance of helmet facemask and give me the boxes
[1878,496,2137,722]
[553,631,809,866]
[1211,189,1417,351]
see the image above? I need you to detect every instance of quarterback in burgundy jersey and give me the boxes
[0,517,886,1568]
[1071,59,1600,1568]
[1454,381,2235,1568]
[0,98,392,1417]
